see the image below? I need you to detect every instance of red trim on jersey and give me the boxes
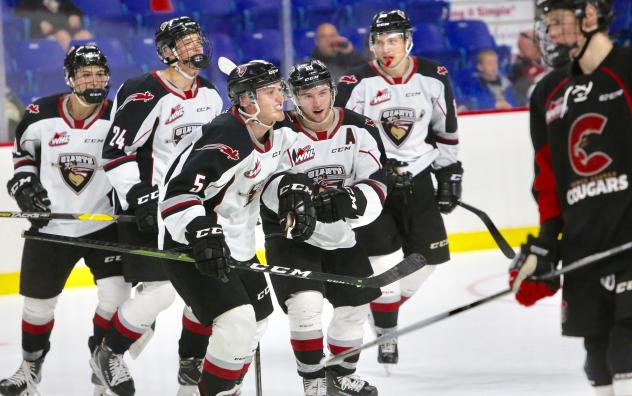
[182,315,212,336]
[600,66,632,114]
[57,95,108,129]
[370,301,400,313]
[544,78,571,109]
[359,149,381,169]
[93,313,111,330]
[457,107,528,116]
[355,179,386,203]
[151,71,200,100]
[290,337,324,352]
[369,57,419,85]
[112,312,142,341]
[533,143,561,223]
[433,134,459,145]
[202,359,243,380]
[103,154,137,172]
[161,199,201,218]
[290,108,344,141]
[22,319,54,335]
[328,343,352,355]
[14,159,37,168]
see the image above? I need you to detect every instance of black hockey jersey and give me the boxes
[335,56,459,175]
[159,107,297,261]
[12,93,115,237]
[101,71,223,210]
[530,45,632,265]
[260,108,387,250]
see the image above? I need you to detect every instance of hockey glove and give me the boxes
[433,161,463,214]
[385,159,413,195]
[126,183,159,234]
[185,216,232,282]
[278,173,316,242]
[7,172,51,228]
[509,235,560,307]
[313,186,367,223]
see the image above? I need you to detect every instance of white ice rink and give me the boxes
[0,250,593,396]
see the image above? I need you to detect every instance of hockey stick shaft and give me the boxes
[0,211,135,222]
[457,201,516,259]
[254,344,263,396]
[22,231,426,288]
[322,240,632,366]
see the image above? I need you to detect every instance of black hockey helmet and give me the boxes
[64,45,110,103]
[537,0,612,25]
[369,10,413,50]
[288,60,334,96]
[155,16,210,69]
[227,60,284,104]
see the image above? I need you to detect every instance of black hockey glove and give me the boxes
[7,172,51,228]
[185,216,232,282]
[385,159,413,195]
[278,173,316,242]
[313,186,367,223]
[126,183,159,234]
[433,162,463,214]
[509,235,560,307]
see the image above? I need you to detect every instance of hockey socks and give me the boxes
[291,330,326,379]
[21,297,57,361]
[106,311,143,354]
[180,308,212,359]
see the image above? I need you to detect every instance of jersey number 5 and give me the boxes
[109,126,127,150]
[190,174,206,193]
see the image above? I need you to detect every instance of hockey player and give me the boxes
[93,16,223,396]
[0,45,132,396]
[334,9,462,369]
[509,1,632,395]
[260,60,385,396]
[159,59,300,396]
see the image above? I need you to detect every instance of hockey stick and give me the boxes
[254,344,262,396]
[22,231,426,288]
[321,240,632,366]
[0,211,135,222]
[218,56,237,75]
[457,201,516,259]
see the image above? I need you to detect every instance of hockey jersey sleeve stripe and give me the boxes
[434,134,459,145]
[600,66,632,113]
[103,154,137,172]
[533,143,561,223]
[354,179,386,203]
[13,158,37,169]
[359,149,381,170]
[160,197,202,219]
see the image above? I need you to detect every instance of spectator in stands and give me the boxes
[5,88,25,141]
[510,31,548,102]
[311,22,366,81]
[463,48,522,111]
[16,0,92,51]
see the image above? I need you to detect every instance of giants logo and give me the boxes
[568,113,611,177]
[338,75,358,84]
[49,132,70,147]
[57,153,97,194]
[117,91,155,112]
[171,123,202,145]
[165,104,184,125]
[379,108,415,147]
[196,143,239,160]
[26,103,39,114]
[291,145,315,165]
[306,166,346,191]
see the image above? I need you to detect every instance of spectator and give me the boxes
[311,22,366,81]
[16,0,92,51]
[510,31,548,102]
[5,88,25,141]
[463,48,522,111]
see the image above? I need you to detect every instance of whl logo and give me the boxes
[370,89,391,106]
[291,145,315,165]
[165,104,184,125]
[49,132,70,147]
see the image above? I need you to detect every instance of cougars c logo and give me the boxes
[568,113,612,177]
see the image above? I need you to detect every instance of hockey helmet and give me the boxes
[288,60,336,116]
[64,45,110,104]
[227,60,285,105]
[155,16,210,69]
[369,9,413,45]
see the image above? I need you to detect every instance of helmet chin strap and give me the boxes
[238,98,275,129]
[69,78,95,107]
[573,28,597,64]
[170,48,198,80]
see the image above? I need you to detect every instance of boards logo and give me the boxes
[171,123,202,145]
[165,104,185,125]
[379,108,415,147]
[49,132,70,147]
[57,153,97,194]
[291,145,315,165]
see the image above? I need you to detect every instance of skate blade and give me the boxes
[176,385,200,396]
[382,364,395,376]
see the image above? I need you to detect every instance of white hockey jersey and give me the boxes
[260,108,387,250]
[335,56,459,176]
[102,71,223,210]
[159,108,298,261]
[12,93,115,237]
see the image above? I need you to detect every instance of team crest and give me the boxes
[379,108,415,147]
[57,153,97,194]
[26,104,39,114]
[49,132,70,147]
[338,75,358,84]
[291,145,315,165]
[306,165,346,192]
[171,123,202,145]
[370,88,391,106]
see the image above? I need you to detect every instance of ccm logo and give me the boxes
[195,227,223,238]
[104,255,122,263]
[257,286,270,300]
[616,281,632,294]
[430,239,448,249]
[279,183,311,195]
[137,190,159,204]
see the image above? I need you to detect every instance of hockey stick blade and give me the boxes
[218,56,237,75]
[22,231,425,288]
[457,201,515,259]
[0,211,135,222]
[322,240,632,367]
